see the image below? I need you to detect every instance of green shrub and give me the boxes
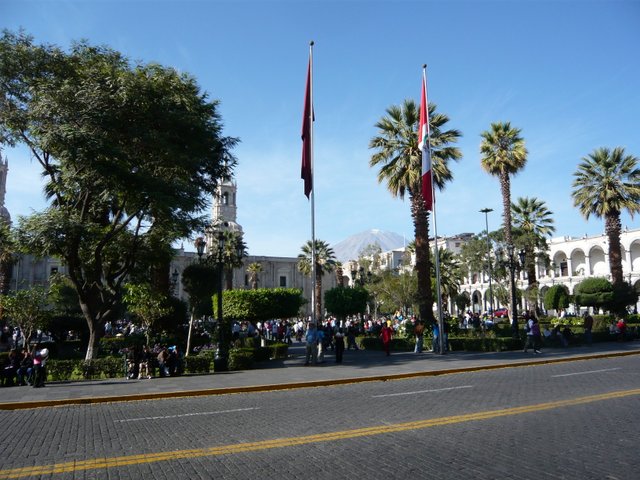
[448,337,520,352]
[183,356,210,374]
[47,359,80,381]
[197,350,216,370]
[82,357,125,379]
[357,336,413,351]
[269,343,289,359]
[228,348,254,371]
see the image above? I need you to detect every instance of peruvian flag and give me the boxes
[419,70,433,211]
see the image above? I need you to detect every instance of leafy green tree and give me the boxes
[368,270,418,317]
[181,261,218,355]
[453,292,470,315]
[458,234,491,282]
[574,278,615,312]
[297,240,336,320]
[0,286,51,353]
[370,100,461,324]
[543,284,571,312]
[0,31,237,359]
[0,221,15,295]
[325,286,369,321]
[48,274,87,342]
[511,196,555,287]
[123,283,171,347]
[571,147,640,285]
[221,288,305,322]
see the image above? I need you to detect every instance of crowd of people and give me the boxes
[1,345,49,388]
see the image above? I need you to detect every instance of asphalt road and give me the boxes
[1,354,639,479]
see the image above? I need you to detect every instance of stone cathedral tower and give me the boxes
[205,178,243,251]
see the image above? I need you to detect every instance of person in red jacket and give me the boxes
[380,321,393,356]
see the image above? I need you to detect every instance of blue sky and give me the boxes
[2,0,639,257]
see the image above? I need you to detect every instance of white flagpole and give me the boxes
[309,41,317,326]
[423,65,445,355]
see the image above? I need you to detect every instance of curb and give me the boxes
[1,349,639,410]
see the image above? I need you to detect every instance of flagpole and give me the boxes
[423,65,445,355]
[309,41,317,327]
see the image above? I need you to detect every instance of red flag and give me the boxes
[418,70,433,211]
[301,55,313,198]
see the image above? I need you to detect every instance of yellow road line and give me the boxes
[1,388,639,479]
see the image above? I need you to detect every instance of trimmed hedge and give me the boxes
[182,355,211,374]
[357,337,414,352]
[228,348,254,371]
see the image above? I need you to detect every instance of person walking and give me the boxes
[583,312,593,346]
[380,321,393,356]
[334,328,345,363]
[414,321,425,353]
[304,323,318,366]
[523,315,542,354]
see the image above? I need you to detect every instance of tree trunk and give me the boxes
[411,193,434,325]
[526,245,538,288]
[605,212,623,285]
[500,173,513,246]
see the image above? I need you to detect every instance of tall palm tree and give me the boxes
[370,100,461,324]
[511,196,555,287]
[246,262,263,290]
[297,240,336,321]
[572,147,640,285]
[480,122,528,247]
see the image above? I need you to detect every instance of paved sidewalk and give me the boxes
[1,341,639,410]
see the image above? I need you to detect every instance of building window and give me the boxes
[222,192,229,205]
[279,276,287,287]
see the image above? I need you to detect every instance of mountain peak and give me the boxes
[332,229,406,263]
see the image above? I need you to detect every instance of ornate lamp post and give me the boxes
[195,237,206,260]
[480,208,494,318]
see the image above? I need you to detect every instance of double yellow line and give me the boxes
[2,388,639,479]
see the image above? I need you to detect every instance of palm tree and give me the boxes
[480,122,528,247]
[572,147,640,285]
[297,240,336,321]
[370,100,461,324]
[511,196,555,287]
[246,262,263,290]
[430,247,461,310]
[221,231,247,290]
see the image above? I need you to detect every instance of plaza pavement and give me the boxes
[1,340,639,410]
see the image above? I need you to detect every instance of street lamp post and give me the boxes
[480,208,494,318]
[213,230,227,372]
[186,238,206,357]
[506,244,518,337]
